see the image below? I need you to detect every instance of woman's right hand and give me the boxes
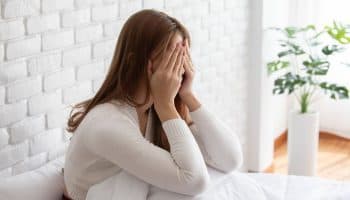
[148,43,185,121]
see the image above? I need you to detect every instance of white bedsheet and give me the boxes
[247,173,350,200]
[146,167,350,200]
[0,157,349,200]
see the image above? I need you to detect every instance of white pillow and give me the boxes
[0,157,65,200]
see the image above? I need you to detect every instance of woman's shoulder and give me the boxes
[83,100,140,133]
[78,100,139,142]
[85,100,134,124]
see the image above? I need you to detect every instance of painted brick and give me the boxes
[0,142,28,170]
[28,90,62,116]
[29,129,62,156]
[9,116,45,144]
[0,19,25,40]
[0,44,4,62]
[62,45,91,67]
[26,14,60,34]
[0,101,27,126]
[42,0,74,13]
[76,24,103,43]
[0,168,12,178]
[0,129,9,149]
[0,61,27,85]
[46,107,70,129]
[0,87,4,105]
[143,0,164,9]
[44,68,75,92]
[6,36,41,60]
[42,30,74,50]
[12,152,47,175]
[75,0,103,8]
[62,81,92,104]
[2,0,40,19]
[27,53,61,76]
[92,39,116,59]
[103,21,124,37]
[62,9,91,27]
[92,3,118,21]
[77,61,105,81]
[6,76,42,103]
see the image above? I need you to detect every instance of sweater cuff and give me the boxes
[189,105,209,122]
[162,118,190,137]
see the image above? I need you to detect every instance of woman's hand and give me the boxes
[178,39,202,112]
[148,43,185,122]
[178,39,195,98]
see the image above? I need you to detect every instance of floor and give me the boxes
[268,132,350,181]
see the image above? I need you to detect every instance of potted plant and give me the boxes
[267,22,350,176]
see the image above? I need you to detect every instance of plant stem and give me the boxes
[300,92,310,113]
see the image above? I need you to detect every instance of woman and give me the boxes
[63,9,243,200]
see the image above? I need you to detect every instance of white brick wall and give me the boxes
[6,36,41,59]
[0,0,250,177]
[0,19,25,40]
[26,14,60,34]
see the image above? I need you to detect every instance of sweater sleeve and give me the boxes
[83,114,210,196]
[188,105,243,173]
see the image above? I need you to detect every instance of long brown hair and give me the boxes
[66,9,192,152]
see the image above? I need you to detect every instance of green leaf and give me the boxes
[272,72,307,95]
[267,60,290,75]
[300,25,316,32]
[325,21,350,44]
[284,27,298,38]
[302,56,330,75]
[277,40,305,56]
[321,45,344,55]
[319,82,349,99]
[278,50,293,57]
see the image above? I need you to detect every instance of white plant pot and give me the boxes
[287,110,319,176]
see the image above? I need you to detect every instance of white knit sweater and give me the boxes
[64,99,243,200]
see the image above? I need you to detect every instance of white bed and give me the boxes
[0,157,349,200]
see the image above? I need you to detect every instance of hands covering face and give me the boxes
[147,38,195,105]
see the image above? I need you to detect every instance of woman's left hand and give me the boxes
[178,39,201,112]
[178,38,195,98]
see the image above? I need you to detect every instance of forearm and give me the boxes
[189,104,243,172]
[153,101,180,122]
[180,92,201,112]
[84,116,210,196]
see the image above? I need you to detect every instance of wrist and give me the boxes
[180,93,201,112]
[153,100,174,111]
[153,101,180,122]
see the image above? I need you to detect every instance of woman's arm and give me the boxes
[179,39,243,173]
[189,105,243,173]
[82,113,210,196]
[183,94,243,173]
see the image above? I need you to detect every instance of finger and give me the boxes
[185,39,191,59]
[180,64,185,74]
[173,47,184,75]
[183,54,192,71]
[167,44,181,71]
[177,51,185,77]
[179,54,185,77]
[159,43,177,70]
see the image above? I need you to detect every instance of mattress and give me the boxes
[0,157,349,200]
[147,167,350,200]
